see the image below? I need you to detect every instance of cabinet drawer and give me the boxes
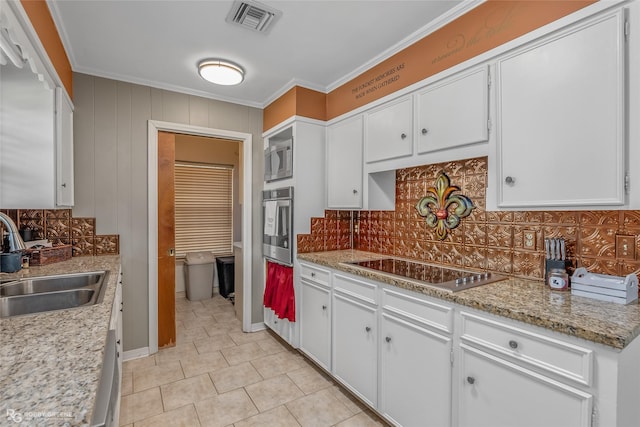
[460,311,593,386]
[334,274,377,305]
[382,286,453,334]
[299,263,330,287]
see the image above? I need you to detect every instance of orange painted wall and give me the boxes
[263,86,327,131]
[327,0,595,119]
[20,0,73,98]
[264,0,595,128]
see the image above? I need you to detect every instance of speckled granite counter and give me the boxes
[0,256,121,426]
[298,250,640,350]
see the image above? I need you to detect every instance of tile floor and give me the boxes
[120,292,388,426]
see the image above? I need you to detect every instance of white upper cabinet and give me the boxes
[56,87,74,207]
[0,0,74,208]
[365,95,413,163]
[327,116,363,209]
[416,66,489,154]
[495,10,626,208]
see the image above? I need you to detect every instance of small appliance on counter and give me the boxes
[571,267,639,305]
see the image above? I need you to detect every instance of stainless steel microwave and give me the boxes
[264,138,293,182]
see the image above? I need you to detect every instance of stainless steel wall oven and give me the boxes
[262,187,293,265]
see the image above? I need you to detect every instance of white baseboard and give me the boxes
[250,322,267,332]
[123,347,151,361]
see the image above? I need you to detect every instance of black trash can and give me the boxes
[216,256,235,298]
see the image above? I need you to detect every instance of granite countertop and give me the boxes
[298,250,640,350]
[0,256,121,427]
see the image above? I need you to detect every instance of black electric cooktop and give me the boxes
[348,258,506,292]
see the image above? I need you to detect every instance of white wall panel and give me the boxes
[93,78,118,233]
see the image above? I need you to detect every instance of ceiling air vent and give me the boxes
[226,0,282,34]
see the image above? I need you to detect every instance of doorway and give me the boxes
[148,120,253,354]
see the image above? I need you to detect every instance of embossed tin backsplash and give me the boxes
[0,209,119,257]
[298,157,640,282]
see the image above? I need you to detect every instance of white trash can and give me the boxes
[184,251,216,301]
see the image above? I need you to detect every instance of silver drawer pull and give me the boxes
[322,305,327,310]
[467,376,475,385]
[421,128,429,135]
[509,340,518,349]
[385,336,391,343]
[505,176,515,185]
[365,326,371,332]
[400,133,407,140]
[310,272,316,278]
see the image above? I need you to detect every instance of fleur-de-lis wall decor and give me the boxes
[415,171,474,240]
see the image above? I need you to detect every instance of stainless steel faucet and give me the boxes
[0,212,27,252]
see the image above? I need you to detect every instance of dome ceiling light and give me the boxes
[198,59,245,86]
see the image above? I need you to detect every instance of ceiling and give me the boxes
[48,0,473,108]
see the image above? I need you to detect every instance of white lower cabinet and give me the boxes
[299,278,331,371]
[108,269,123,427]
[380,312,452,427]
[458,344,592,427]
[298,262,640,427]
[456,310,594,427]
[332,290,378,407]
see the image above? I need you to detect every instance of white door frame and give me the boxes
[147,120,253,354]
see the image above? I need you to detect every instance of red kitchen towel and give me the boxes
[263,261,279,308]
[263,261,295,322]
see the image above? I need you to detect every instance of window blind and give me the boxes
[174,162,233,257]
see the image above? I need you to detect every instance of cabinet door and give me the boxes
[327,116,363,209]
[416,66,489,154]
[496,11,625,208]
[458,344,592,427]
[365,96,413,163]
[332,293,377,407]
[300,279,331,371]
[380,313,452,427]
[56,87,74,206]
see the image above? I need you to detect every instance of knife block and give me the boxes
[545,259,571,288]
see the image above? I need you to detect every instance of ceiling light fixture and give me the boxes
[198,59,244,86]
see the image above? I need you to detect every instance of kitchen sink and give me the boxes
[0,271,108,318]
[0,272,105,296]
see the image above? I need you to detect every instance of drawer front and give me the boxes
[460,311,593,386]
[334,273,378,305]
[264,308,291,343]
[382,286,453,334]
[299,263,330,287]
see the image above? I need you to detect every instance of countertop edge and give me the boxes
[298,250,640,351]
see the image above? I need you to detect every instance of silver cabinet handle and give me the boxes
[322,305,327,310]
[274,319,278,324]
[509,340,518,349]
[365,326,371,332]
[421,128,429,135]
[467,376,475,385]
[61,183,67,188]
[310,272,316,278]
[385,336,391,343]
[505,176,515,184]
[400,133,407,140]
[353,189,358,194]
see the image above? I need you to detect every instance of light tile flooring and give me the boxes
[120,292,388,427]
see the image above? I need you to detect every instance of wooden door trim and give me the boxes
[147,120,253,354]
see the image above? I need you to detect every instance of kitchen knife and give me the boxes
[550,238,556,260]
[560,239,566,261]
[545,239,550,259]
